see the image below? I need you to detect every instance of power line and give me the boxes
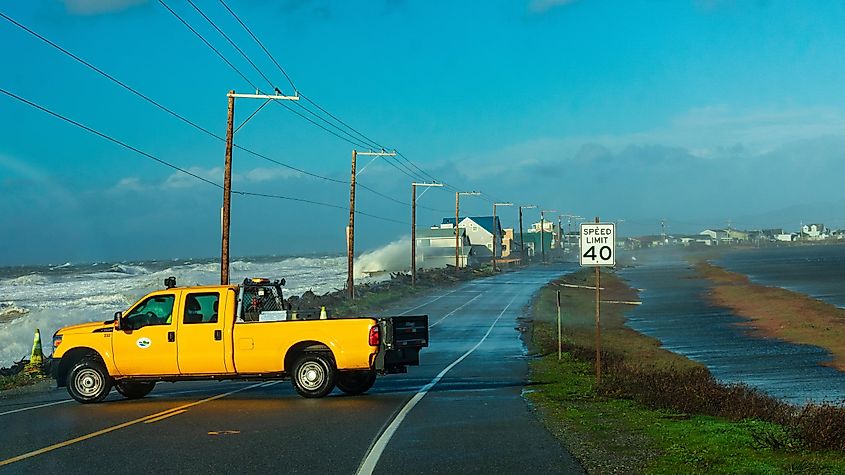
[194,2,437,184]
[0,87,408,225]
[158,0,258,91]
[0,87,221,188]
[218,0,297,94]
[185,0,277,92]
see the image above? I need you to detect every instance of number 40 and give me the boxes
[583,245,612,260]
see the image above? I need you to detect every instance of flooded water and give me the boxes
[717,244,845,308]
[619,251,845,405]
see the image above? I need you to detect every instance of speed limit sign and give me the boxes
[579,223,615,266]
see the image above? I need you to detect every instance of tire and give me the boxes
[67,357,112,404]
[336,370,376,396]
[115,381,156,399]
[291,353,336,398]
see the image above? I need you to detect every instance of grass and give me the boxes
[526,268,845,474]
[0,369,48,392]
[694,260,845,371]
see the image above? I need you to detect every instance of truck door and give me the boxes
[112,292,180,376]
[176,290,231,374]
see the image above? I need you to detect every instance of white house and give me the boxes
[802,223,827,240]
[441,216,504,258]
[415,227,473,268]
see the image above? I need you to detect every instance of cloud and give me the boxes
[161,167,222,190]
[528,0,579,14]
[242,167,301,182]
[61,0,148,15]
[110,177,144,193]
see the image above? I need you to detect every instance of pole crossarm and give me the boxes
[227,92,300,100]
[356,150,397,156]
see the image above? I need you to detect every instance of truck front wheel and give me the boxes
[115,381,156,399]
[67,358,112,404]
[336,371,376,396]
[292,353,336,398]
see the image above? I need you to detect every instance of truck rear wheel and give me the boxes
[292,353,336,398]
[336,370,376,396]
[67,357,112,404]
[115,381,156,399]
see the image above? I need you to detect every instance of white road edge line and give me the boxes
[0,399,72,417]
[428,293,482,328]
[355,294,519,475]
[398,289,458,316]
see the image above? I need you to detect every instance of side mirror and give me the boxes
[114,311,123,331]
[280,278,286,286]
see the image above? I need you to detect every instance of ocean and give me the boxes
[0,255,349,367]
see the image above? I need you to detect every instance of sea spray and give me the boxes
[354,237,412,278]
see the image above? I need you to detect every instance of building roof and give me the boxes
[441,216,502,235]
[417,227,465,239]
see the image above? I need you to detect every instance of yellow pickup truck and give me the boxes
[51,277,428,403]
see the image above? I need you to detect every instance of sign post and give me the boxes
[579,217,615,384]
[556,290,562,361]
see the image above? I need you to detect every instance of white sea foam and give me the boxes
[4,274,50,286]
[0,254,351,367]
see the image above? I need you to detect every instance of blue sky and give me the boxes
[3,0,845,265]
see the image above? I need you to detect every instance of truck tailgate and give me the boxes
[375,315,428,373]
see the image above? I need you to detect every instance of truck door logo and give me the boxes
[136,337,152,349]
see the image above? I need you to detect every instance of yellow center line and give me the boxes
[144,409,187,424]
[0,381,267,468]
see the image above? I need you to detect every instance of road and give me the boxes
[0,265,583,474]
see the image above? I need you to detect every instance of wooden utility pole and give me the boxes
[519,207,525,265]
[518,205,536,266]
[492,202,512,272]
[221,90,235,285]
[346,150,396,299]
[455,192,460,271]
[541,212,545,264]
[411,182,442,286]
[412,183,416,285]
[219,90,299,285]
[453,191,479,272]
[347,149,357,299]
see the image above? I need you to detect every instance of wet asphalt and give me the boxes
[0,265,584,474]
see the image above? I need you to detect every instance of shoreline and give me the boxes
[693,260,845,372]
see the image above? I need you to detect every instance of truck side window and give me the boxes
[183,293,220,324]
[124,295,175,330]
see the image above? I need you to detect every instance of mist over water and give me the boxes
[354,237,412,278]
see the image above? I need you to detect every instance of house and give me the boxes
[415,227,474,268]
[775,232,796,242]
[699,229,731,244]
[502,228,514,257]
[801,223,827,240]
[517,231,554,255]
[441,216,505,257]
